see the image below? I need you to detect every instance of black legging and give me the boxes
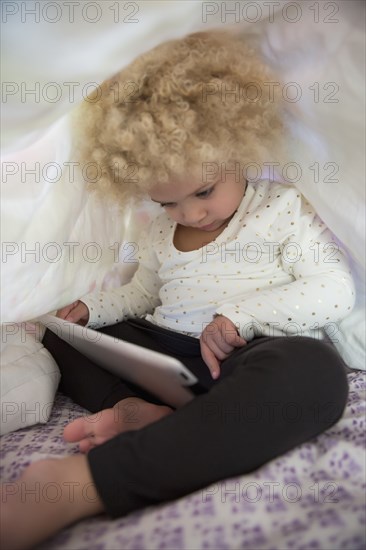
[43,318,348,518]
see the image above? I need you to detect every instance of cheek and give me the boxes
[166,208,181,221]
[222,192,242,213]
[218,184,243,210]
[231,186,245,208]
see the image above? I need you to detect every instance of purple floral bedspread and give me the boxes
[1,371,365,550]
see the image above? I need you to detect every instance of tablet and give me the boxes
[39,315,198,408]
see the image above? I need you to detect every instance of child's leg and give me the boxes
[43,326,176,443]
[42,323,169,411]
[51,336,348,518]
[63,397,173,452]
[85,337,348,518]
[43,320,210,441]
[0,455,103,550]
[2,336,348,548]
[42,319,212,412]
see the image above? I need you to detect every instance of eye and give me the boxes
[196,186,214,199]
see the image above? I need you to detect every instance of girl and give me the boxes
[1,31,354,549]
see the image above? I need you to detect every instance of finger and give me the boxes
[56,302,78,319]
[205,329,234,355]
[200,340,221,379]
[201,326,232,357]
[221,328,247,348]
[220,325,247,351]
[66,302,89,324]
[202,333,230,360]
[211,339,232,360]
[56,306,70,319]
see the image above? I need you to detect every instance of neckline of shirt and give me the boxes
[167,180,259,256]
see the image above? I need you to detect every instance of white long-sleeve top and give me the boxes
[83,180,355,341]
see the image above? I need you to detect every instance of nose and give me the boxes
[180,204,206,226]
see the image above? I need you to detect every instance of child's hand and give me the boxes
[200,315,246,379]
[56,301,89,325]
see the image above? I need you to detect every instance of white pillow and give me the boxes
[0,322,60,435]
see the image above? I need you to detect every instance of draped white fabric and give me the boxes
[1,1,365,390]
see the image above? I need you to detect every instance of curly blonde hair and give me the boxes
[73,30,285,206]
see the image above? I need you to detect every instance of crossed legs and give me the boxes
[0,329,348,549]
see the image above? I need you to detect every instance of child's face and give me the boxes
[149,174,246,232]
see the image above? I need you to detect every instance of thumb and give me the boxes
[233,333,247,347]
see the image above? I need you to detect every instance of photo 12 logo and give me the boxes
[201,480,339,504]
[1,1,140,24]
[1,161,139,185]
[201,80,340,105]
[202,2,340,24]
[1,240,139,265]
[201,161,340,185]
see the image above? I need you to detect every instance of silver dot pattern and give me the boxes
[82,180,355,341]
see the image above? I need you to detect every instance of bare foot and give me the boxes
[0,455,103,550]
[64,397,174,452]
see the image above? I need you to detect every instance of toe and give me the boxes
[64,417,92,443]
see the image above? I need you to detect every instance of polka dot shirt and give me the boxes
[82,180,355,341]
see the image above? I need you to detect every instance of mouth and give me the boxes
[197,221,220,231]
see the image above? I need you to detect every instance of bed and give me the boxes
[1,369,365,550]
[1,2,365,548]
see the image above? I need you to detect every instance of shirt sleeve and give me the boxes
[81,226,162,329]
[216,191,356,341]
